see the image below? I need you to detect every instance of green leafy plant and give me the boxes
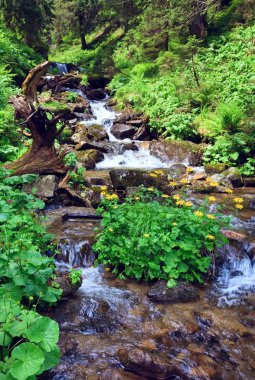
[0,168,61,379]
[239,158,255,177]
[69,269,82,286]
[94,187,229,287]
[66,91,79,103]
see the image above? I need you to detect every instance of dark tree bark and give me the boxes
[5,61,69,175]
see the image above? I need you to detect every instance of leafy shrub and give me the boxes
[69,269,82,285]
[0,169,61,379]
[94,187,229,287]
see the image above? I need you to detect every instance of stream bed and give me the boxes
[41,77,255,379]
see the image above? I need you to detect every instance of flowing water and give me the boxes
[42,83,255,379]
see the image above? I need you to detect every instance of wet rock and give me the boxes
[85,170,112,187]
[86,88,106,100]
[230,270,244,278]
[243,177,255,187]
[148,281,200,304]
[132,125,151,141]
[190,181,215,194]
[111,124,136,140]
[76,149,104,169]
[204,164,226,175]
[101,368,145,380]
[221,229,247,242]
[168,164,187,179]
[50,296,122,334]
[56,272,81,298]
[120,142,139,153]
[150,140,204,166]
[118,348,184,379]
[110,169,169,193]
[75,141,109,153]
[222,167,243,188]
[72,123,109,143]
[22,175,58,199]
[87,75,110,89]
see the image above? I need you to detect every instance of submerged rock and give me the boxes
[148,281,200,303]
[101,368,146,380]
[118,348,185,379]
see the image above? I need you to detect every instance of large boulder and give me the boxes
[118,348,185,379]
[147,281,200,303]
[132,125,151,141]
[76,149,104,169]
[72,123,109,143]
[111,124,136,140]
[86,88,106,100]
[110,169,170,193]
[221,167,243,188]
[22,175,58,199]
[150,140,204,166]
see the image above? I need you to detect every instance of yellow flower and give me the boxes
[206,177,212,182]
[149,173,157,178]
[135,197,140,201]
[169,181,178,187]
[108,228,113,232]
[184,201,193,207]
[104,267,111,272]
[113,206,118,209]
[180,179,188,185]
[101,191,106,197]
[173,222,177,226]
[105,194,118,200]
[210,181,219,187]
[173,194,181,200]
[207,235,215,240]
[194,210,203,217]
[225,188,233,194]
[29,296,34,301]
[162,194,170,198]
[144,233,150,238]
[100,186,107,191]
[235,203,243,210]
[154,169,164,175]
[147,187,154,192]
[207,214,216,220]
[208,196,216,202]
[186,167,194,173]
[176,200,185,206]
[234,197,244,203]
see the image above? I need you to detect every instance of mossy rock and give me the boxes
[150,140,205,166]
[204,163,226,175]
[76,149,104,169]
[222,167,243,187]
[72,123,109,143]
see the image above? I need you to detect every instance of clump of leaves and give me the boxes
[94,187,229,287]
[69,269,82,286]
[0,168,61,378]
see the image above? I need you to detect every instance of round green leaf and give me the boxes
[0,331,12,346]
[10,343,44,380]
[25,317,59,352]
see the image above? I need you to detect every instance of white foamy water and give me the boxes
[215,252,255,307]
[96,146,169,169]
[79,267,137,312]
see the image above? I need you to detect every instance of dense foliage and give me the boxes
[0,169,61,379]
[94,187,229,287]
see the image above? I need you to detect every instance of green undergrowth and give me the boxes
[0,27,41,163]
[0,168,61,379]
[94,186,229,287]
[50,27,124,75]
[110,24,255,172]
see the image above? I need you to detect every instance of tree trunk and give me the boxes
[5,61,69,175]
[80,33,87,50]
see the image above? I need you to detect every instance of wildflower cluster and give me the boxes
[233,196,244,210]
[94,186,229,287]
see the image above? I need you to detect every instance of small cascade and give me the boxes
[213,244,255,307]
[54,62,68,74]
[69,88,171,169]
[79,267,138,314]
[57,239,95,270]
